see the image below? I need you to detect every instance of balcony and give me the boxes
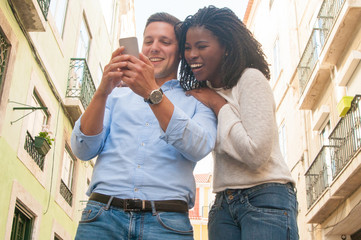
[9,0,50,32]
[306,95,361,223]
[60,180,73,206]
[305,146,333,209]
[64,58,96,124]
[24,131,45,170]
[298,0,361,109]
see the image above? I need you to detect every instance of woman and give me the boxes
[179,6,299,240]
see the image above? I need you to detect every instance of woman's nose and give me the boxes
[188,49,199,59]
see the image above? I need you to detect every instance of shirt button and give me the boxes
[137,165,141,168]
[141,143,145,146]
[134,188,138,192]
[146,123,149,126]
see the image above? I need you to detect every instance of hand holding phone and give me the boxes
[119,37,139,57]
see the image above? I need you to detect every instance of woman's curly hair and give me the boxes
[178,6,270,90]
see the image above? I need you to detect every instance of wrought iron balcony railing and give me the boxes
[37,0,51,20]
[60,180,73,206]
[329,95,361,177]
[306,95,361,209]
[24,131,45,170]
[0,29,10,87]
[66,58,96,110]
[297,0,345,94]
[305,146,334,208]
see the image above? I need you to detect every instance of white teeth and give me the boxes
[191,63,203,69]
[149,58,163,62]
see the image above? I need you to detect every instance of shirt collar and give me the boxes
[160,79,179,92]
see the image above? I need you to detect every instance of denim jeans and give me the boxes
[208,183,299,240]
[75,200,194,240]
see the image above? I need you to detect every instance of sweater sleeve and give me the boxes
[216,69,276,170]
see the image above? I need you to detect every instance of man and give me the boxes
[71,12,217,240]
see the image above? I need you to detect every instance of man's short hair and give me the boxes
[144,12,181,41]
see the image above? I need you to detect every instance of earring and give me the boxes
[225,52,229,57]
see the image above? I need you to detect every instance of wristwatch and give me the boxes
[144,88,163,104]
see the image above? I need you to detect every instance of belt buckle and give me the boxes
[123,199,145,212]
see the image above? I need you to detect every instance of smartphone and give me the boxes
[119,37,139,57]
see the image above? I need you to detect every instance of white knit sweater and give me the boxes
[211,68,294,193]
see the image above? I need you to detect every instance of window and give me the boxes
[273,38,281,80]
[0,28,10,96]
[49,0,68,37]
[10,204,33,240]
[27,90,48,138]
[319,121,330,146]
[100,0,116,34]
[54,234,62,240]
[320,121,333,184]
[24,90,49,169]
[96,63,103,88]
[278,123,287,161]
[76,16,91,60]
[61,146,74,189]
[60,146,75,206]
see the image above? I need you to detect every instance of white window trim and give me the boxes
[55,130,78,219]
[17,71,54,188]
[5,180,43,240]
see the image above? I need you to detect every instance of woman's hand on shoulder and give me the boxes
[187,87,227,116]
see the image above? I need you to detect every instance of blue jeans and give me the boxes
[75,200,194,240]
[208,183,299,240]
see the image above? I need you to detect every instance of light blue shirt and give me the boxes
[71,80,217,208]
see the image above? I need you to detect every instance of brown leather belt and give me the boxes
[89,192,188,213]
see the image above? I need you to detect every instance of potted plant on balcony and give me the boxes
[34,128,54,156]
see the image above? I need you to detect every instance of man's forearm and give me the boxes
[80,91,108,135]
[149,95,174,132]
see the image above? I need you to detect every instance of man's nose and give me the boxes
[150,41,160,53]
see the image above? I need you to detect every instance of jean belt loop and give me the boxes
[151,201,157,216]
[105,196,114,210]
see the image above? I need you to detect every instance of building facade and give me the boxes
[190,173,215,240]
[245,0,361,239]
[0,0,135,239]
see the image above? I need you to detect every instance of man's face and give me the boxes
[142,22,179,82]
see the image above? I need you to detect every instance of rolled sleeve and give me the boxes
[160,104,217,162]
[71,117,106,160]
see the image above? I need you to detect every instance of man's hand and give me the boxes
[120,53,159,98]
[97,47,128,97]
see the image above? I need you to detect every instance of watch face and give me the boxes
[150,90,163,104]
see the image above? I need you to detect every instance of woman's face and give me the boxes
[184,26,225,88]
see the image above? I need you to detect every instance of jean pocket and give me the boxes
[156,212,193,234]
[79,202,105,224]
[208,193,223,224]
